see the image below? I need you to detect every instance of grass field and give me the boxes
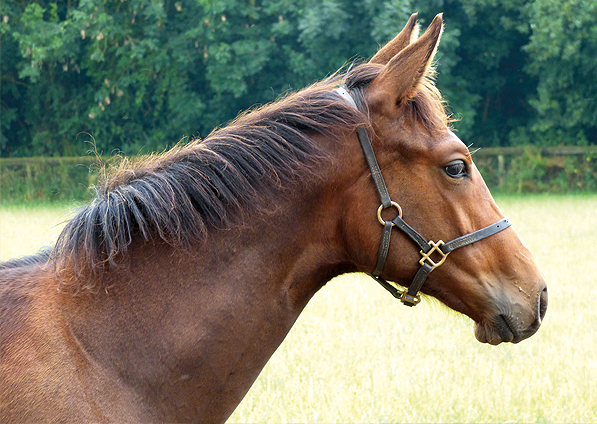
[1,195,596,423]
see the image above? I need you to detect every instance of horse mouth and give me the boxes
[474,286,547,345]
[474,315,518,345]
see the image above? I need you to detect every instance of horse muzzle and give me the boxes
[474,284,548,345]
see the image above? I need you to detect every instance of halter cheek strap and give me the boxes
[379,215,511,306]
[335,87,512,306]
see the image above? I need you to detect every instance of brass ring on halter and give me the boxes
[377,201,403,226]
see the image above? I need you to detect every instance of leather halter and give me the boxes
[334,87,512,306]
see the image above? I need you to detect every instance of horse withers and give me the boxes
[0,14,547,423]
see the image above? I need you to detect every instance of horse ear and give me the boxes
[369,13,419,65]
[367,14,443,110]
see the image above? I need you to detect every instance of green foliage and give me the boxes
[1,0,597,158]
[474,147,597,193]
[522,0,597,145]
[437,0,536,145]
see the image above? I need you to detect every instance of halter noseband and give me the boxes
[334,87,511,306]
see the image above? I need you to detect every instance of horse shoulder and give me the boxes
[0,265,148,422]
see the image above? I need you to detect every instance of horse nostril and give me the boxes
[538,286,548,322]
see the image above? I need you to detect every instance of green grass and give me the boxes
[1,195,596,423]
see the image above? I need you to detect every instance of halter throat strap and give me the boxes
[334,87,512,306]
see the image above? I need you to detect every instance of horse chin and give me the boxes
[473,316,517,345]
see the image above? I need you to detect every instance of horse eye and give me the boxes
[444,160,468,178]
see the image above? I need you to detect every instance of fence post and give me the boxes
[497,154,505,189]
[25,162,33,201]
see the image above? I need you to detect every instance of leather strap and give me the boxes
[441,218,511,253]
[356,127,392,208]
[372,221,393,277]
[391,215,431,252]
[335,87,391,207]
[403,264,433,305]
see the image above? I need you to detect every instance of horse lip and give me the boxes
[500,314,520,343]
[474,315,515,345]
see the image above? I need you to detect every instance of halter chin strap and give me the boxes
[334,87,512,306]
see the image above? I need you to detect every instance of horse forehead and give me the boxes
[445,129,459,141]
[424,129,462,146]
[390,127,465,157]
[446,129,466,145]
[421,129,468,155]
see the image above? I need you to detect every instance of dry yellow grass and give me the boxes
[1,195,595,423]
[0,202,81,261]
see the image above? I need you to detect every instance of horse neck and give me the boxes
[57,135,361,421]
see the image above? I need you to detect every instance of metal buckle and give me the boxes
[419,240,450,271]
[377,201,403,226]
[399,290,421,306]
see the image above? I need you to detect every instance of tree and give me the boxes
[436,0,537,146]
[2,0,596,158]
[1,1,91,156]
[523,0,597,145]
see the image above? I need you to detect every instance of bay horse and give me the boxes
[0,14,547,423]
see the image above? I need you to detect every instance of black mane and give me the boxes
[50,64,379,280]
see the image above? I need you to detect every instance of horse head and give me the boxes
[342,14,547,345]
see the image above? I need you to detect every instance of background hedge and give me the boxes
[0,156,98,201]
[3,147,597,202]
[474,146,597,193]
